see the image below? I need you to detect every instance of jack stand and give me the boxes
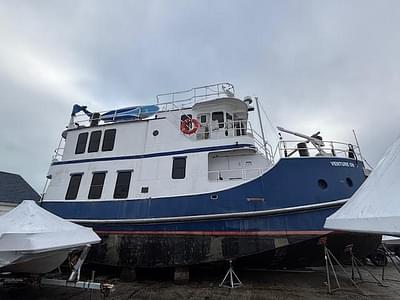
[68,245,91,282]
[345,244,387,287]
[219,260,242,288]
[323,243,363,295]
[381,244,400,282]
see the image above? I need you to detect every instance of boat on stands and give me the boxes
[40,83,380,268]
[0,200,100,274]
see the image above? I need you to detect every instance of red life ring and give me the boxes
[180,118,200,135]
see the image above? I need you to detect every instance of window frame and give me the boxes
[102,129,116,152]
[172,156,187,179]
[88,172,107,199]
[75,132,88,154]
[113,170,132,199]
[212,111,225,128]
[65,173,83,200]
[88,130,102,153]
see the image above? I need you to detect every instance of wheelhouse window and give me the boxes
[102,129,116,151]
[88,130,102,153]
[212,112,224,128]
[65,173,83,200]
[172,157,186,179]
[75,132,88,154]
[113,171,132,199]
[88,172,106,199]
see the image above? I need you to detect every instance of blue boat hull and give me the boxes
[42,156,380,267]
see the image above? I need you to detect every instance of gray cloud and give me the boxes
[1,0,399,192]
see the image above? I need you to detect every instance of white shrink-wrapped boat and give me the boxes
[0,200,100,274]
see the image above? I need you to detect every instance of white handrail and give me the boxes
[276,139,362,159]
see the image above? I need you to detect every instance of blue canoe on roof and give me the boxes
[101,105,159,122]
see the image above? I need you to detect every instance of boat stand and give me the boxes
[344,244,387,287]
[219,260,242,288]
[323,244,363,295]
[380,244,400,282]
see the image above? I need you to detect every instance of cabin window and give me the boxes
[113,171,132,199]
[212,112,224,128]
[75,132,88,154]
[102,129,116,151]
[88,130,102,153]
[172,157,186,179]
[88,172,106,199]
[65,173,83,200]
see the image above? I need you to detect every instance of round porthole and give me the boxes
[318,179,328,190]
[346,177,353,187]
[152,130,159,136]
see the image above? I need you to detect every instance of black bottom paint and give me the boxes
[87,232,381,268]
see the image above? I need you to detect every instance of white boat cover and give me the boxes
[382,235,400,245]
[0,200,100,252]
[325,136,400,236]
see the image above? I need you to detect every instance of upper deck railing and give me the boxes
[156,83,235,111]
[275,139,362,161]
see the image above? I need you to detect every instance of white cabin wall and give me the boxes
[44,104,269,202]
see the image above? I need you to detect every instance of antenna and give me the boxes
[255,96,268,157]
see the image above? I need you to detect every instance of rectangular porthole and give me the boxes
[75,132,88,154]
[102,129,116,151]
[113,171,132,199]
[172,157,186,179]
[88,172,106,199]
[141,186,149,193]
[88,130,102,153]
[65,173,83,200]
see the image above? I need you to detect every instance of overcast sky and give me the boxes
[1,1,400,192]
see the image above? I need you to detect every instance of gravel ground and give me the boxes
[1,263,400,299]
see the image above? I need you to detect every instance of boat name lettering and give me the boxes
[330,161,355,168]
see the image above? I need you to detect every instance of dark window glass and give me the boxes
[88,130,102,153]
[200,115,207,123]
[141,186,149,193]
[75,133,88,154]
[172,157,186,179]
[65,174,83,200]
[226,113,233,121]
[102,129,116,151]
[212,112,224,128]
[88,172,106,199]
[113,171,132,199]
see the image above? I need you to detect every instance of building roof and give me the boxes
[0,171,40,203]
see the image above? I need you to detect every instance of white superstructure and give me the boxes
[44,83,272,203]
